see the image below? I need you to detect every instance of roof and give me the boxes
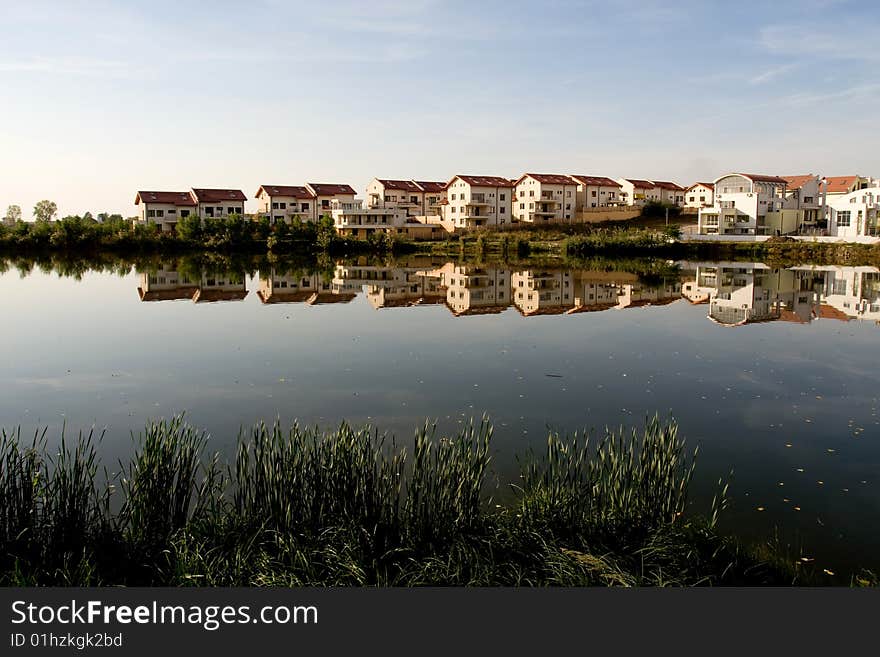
[623,179,656,189]
[307,183,357,196]
[687,182,714,190]
[652,181,685,191]
[135,191,197,206]
[570,175,621,188]
[736,174,789,185]
[376,179,423,192]
[414,181,447,193]
[191,188,247,203]
[516,173,578,186]
[448,175,515,188]
[824,176,861,194]
[256,290,314,304]
[256,185,315,199]
[782,175,817,190]
[818,303,851,322]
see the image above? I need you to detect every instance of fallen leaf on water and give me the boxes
[823,569,835,576]
[756,506,765,512]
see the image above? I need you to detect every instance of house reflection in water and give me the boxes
[419,263,512,316]
[138,266,248,303]
[256,271,355,305]
[331,263,445,310]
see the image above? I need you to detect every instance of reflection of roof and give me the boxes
[570,175,621,188]
[778,309,811,323]
[818,304,852,322]
[256,290,314,304]
[135,191,196,206]
[137,286,199,301]
[622,297,680,308]
[308,292,357,305]
[447,303,509,317]
[191,188,247,202]
[193,288,248,303]
[566,303,617,314]
[515,305,570,317]
[256,185,315,199]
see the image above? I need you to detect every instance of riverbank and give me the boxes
[1,416,876,587]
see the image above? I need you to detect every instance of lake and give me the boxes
[1,255,878,574]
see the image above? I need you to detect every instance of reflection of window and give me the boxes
[832,279,847,295]
[837,211,851,227]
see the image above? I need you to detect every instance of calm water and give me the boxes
[1,256,879,573]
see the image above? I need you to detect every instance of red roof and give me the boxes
[307,183,357,196]
[570,175,621,188]
[377,179,423,192]
[623,179,655,189]
[824,176,860,194]
[818,304,851,322]
[135,191,197,206]
[738,174,789,185]
[687,182,714,190]
[517,173,578,185]
[415,181,447,193]
[191,188,247,203]
[255,185,315,199]
[652,180,685,191]
[782,175,816,190]
[449,175,515,188]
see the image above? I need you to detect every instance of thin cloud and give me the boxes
[0,56,129,76]
[759,24,880,61]
[749,63,798,85]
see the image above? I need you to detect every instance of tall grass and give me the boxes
[0,415,843,586]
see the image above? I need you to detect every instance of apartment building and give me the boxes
[513,174,578,223]
[569,175,623,209]
[134,191,197,232]
[330,199,404,237]
[190,188,247,221]
[685,183,714,209]
[824,187,880,238]
[365,179,447,217]
[442,175,514,229]
[782,175,823,229]
[415,181,447,216]
[652,181,686,206]
[617,179,660,206]
[254,185,316,224]
[698,173,801,235]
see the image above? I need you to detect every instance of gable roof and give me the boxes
[782,175,817,190]
[135,191,197,206]
[652,180,685,191]
[736,174,789,185]
[256,185,315,199]
[307,183,357,196]
[687,182,714,190]
[623,179,656,189]
[824,176,861,194]
[376,179,423,192]
[448,175,515,188]
[570,175,621,188]
[191,188,247,203]
[517,173,578,185]
[414,181,447,193]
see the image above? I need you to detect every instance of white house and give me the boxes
[190,188,247,221]
[617,179,660,206]
[134,191,197,232]
[781,175,823,230]
[330,199,405,237]
[513,173,578,223]
[824,187,880,238]
[652,181,686,206]
[442,175,514,229]
[685,183,714,209]
[254,185,317,224]
[365,179,446,217]
[569,175,623,209]
[306,183,357,220]
[698,173,798,235]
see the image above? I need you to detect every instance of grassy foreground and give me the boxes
[0,416,875,587]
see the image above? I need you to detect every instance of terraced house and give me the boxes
[685,183,714,209]
[254,185,316,224]
[441,175,514,229]
[308,183,357,219]
[616,179,660,206]
[365,179,447,217]
[569,175,623,209]
[513,174,578,223]
[652,181,686,206]
[190,188,247,221]
[134,191,197,232]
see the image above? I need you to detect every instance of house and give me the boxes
[685,183,714,209]
[330,199,404,238]
[414,181,447,217]
[652,181,686,206]
[307,183,357,220]
[513,174,578,223]
[254,185,316,224]
[511,270,575,315]
[134,191,197,232]
[137,266,199,301]
[823,175,876,197]
[190,188,247,221]
[781,175,823,229]
[442,175,515,229]
[617,179,660,206]
[365,179,425,216]
[824,186,880,238]
[815,266,880,321]
[256,271,324,304]
[698,173,799,235]
[569,175,623,209]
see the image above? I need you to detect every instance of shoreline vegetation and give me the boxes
[1,415,876,587]
[3,211,880,267]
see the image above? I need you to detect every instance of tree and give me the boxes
[5,205,21,223]
[33,200,58,222]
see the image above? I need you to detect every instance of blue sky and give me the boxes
[1,0,877,217]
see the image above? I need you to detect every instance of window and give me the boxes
[272,202,279,209]
[216,206,223,213]
[227,207,236,214]
[529,190,535,197]
[279,202,286,209]
[168,209,176,215]
[519,203,524,209]
[500,207,505,214]
[500,194,506,201]
[689,196,695,202]
[181,210,190,218]
[156,210,164,217]
[301,203,310,211]
[592,191,597,197]
[147,210,156,218]
[837,211,851,227]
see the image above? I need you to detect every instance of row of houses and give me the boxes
[134,175,696,235]
[136,261,880,324]
[696,174,880,237]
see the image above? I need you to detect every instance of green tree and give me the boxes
[33,199,58,222]
[176,213,203,241]
[5,204,21,223]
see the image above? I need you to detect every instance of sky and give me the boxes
[1,0,878,218]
